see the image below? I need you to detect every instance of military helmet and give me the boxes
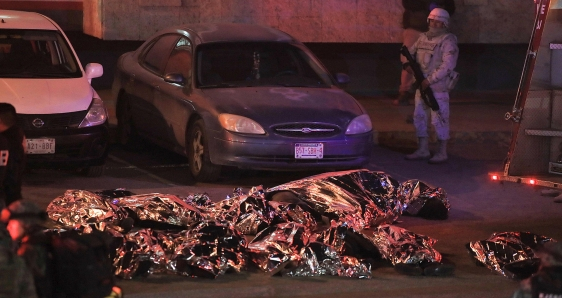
[428,8,450,27]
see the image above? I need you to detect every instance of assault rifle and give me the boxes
[400,45,440,111]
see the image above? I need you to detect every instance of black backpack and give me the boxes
[47,229,116,298]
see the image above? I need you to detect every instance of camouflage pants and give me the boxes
[413,91,450,141]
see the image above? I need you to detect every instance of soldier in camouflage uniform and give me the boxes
[394,0,456,106]
[403,8,459,164]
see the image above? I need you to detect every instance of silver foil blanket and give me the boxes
[209,193,276,235]
[356,224,442,265]
[113,221,247,279]
[109,193,204,227]
[44,169,449,279]
[46,189,128,229]
[398,180,450,219]
[266,169,403,230]
[46,189,207,230]
[171,221,247,278]
[112,228,165,279]
[247,222,371,278]
[466,231,555,279]
[210,186,318,235]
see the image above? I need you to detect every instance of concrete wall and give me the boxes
[83,0,537,43]
[1,0,83,31]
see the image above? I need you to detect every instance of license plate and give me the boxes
[26,138,55,154]
[295,143,323,159]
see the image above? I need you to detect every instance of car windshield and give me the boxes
[0,29,81,78]
[196,42,334,88]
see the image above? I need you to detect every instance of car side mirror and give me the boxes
[334,73,351,85]
[85,63,103,83]
[164,73,187,86]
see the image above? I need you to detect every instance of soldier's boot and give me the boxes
[429,140,448,164]
[405,137,430,160]
[392,91,410,106]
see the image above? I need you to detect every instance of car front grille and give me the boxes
[272,123,340,138]
[17,111,88,130]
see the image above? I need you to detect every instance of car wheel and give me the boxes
[117,93,139,148]
[187,119,221,182]
[83,165,104,177]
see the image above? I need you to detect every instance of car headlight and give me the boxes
[345,114,372,135]
[79,97,108,128]
[219,113,265,134]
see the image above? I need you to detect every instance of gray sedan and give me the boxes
[112,23,373,182]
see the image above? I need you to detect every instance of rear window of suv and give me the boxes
[0,29,81,78]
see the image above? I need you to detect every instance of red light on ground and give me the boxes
[491,175,498,180]
[529,179,536,185]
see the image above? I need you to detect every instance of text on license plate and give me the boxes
[26,138,55,154]
[295,143,323,159]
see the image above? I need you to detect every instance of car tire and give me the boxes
[187,119,221,182]
[117,93,139,149]
[84,165,105,177]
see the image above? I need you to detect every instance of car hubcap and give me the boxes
[192,130,204,172]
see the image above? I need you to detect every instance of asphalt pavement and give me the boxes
[23,89,561,298]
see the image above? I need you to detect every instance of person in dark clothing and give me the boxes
[1,200,52,298]
[1,201,123,298]
[0,133,10,210]
[0,103,26,206]
[0,219,38,298]
[512,241,562,298]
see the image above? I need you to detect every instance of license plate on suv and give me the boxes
[295,143,323,159]
[26,138,55,154]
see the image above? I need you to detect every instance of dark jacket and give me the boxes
[0,133,10,208]
[2,125,26,205]
[531,266,562,297]
[17,228,53,298]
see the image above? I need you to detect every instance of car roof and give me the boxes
[167,23,298,44]
[0,10,58,30]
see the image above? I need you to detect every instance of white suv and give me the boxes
[0,10,109,176]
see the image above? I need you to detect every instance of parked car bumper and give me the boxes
[209,131,373,170]
[24,124,110,168]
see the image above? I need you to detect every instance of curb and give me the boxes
[374,130,512,147]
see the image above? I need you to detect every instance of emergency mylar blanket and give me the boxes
[45,169,450,279]
[467,231,555,279]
